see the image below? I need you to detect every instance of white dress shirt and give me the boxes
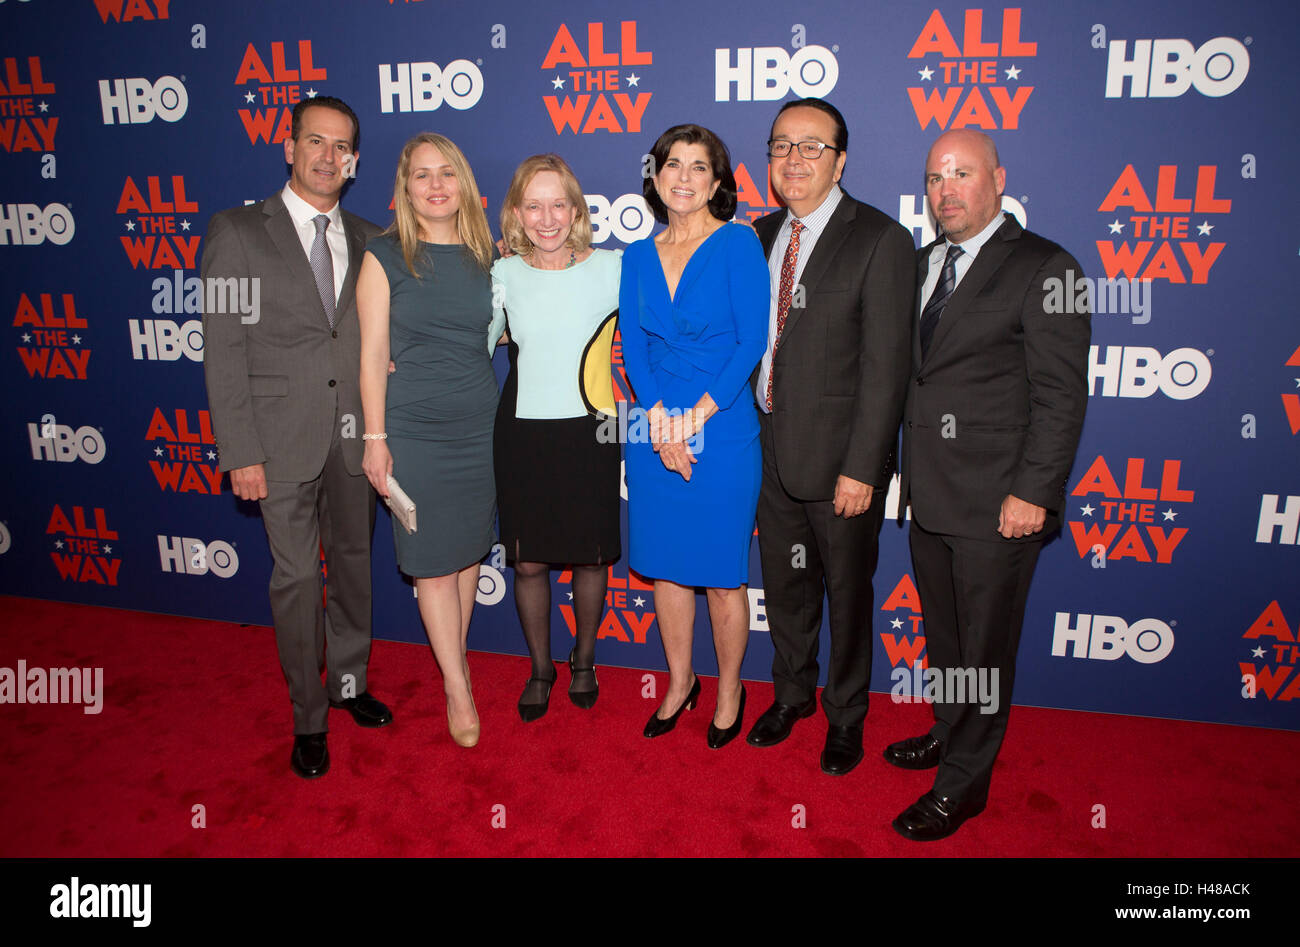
[755,184,844,413]
[280,182,348,303]
[918,211,1007,317]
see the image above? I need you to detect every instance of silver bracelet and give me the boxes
[362,433,388,440]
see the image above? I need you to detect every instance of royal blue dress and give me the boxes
[618,222,770,587]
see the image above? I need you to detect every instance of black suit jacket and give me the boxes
[900,213,1091,540]
[753,192,915,501]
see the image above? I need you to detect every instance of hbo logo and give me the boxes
[715,45,839,102]
[129,319,204,362]
[99,77,189,125]
[0,203,75,246]
[158,536,239,578]
[1105,38,1249,98]
[586,193,654,245]
[1088,346,1211,400]
[378,61,484,113]
[28,421,106,464]
[1051,613,1175,664]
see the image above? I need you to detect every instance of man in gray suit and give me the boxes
[202,96,389,779]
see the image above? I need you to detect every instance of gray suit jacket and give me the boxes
[202,190,381,482]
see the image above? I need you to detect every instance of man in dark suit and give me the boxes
[888,129,1090,839]
[202,96,390,779]
[745,98,914,775]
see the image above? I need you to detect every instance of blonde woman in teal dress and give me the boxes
[357,133,497,748]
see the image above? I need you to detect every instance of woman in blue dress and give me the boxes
[488,154,622,723]
[618,124,770,747]
[357,133,497,749]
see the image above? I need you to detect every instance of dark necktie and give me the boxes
[765,218,804,412]
[919,243,963,358]
[310,214,336,327]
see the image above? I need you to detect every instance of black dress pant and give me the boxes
[757,414,886,727]
[908,519,1042,803]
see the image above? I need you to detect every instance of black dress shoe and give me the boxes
[892,790,987,841]
[706,685,746,749]
[329,691,393,728]
[567,648,598,710]
[643,676,700,738]
[517,671,557,723]
[745,698,816,747]
[820,724,864,775]
[883,732,942,770]
[290,732,329,779]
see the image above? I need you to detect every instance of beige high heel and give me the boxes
[448,659,479,747]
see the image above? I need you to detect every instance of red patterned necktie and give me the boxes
[766,219,804,412]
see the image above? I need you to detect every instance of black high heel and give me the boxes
[707,685,747,749]
[643,675,701,738]
[517,669,557,723]
[568,648,599,710]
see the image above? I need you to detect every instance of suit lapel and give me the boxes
[779,196,855,341]
[337,212,366,319]
[921,214,1019,366]
[754,211,781,260]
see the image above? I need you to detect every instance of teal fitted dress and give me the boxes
[367,234,497,577]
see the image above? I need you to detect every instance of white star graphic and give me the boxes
[154,446,164,457]
[180,219,191,231]
[1294,378,1300,388]
[55,540,64,549]
[71,334,81,345]
[244,91,255,104]
[103,544,112,554]
[125,220,136,231]
[1251,646,1266,659]
[207,450,216,460]
[918,65,934,81]
[566,591,574,600]
[1108,219,1124,235]
[305,88,318,98]
[633,595,646,607]
[1004,65,1021,80]
[1080,504,1095,517]
[626,73,640,87]
[21,333,31,343]
[890,618,903,629]
[1197,220,1214,236]
[1162,508,1178,521]
[552,76,565,90]
[38,101,49,113]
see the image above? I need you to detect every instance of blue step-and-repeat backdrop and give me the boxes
[1,0,1296,731]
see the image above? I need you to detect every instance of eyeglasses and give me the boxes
[767,139,839,159]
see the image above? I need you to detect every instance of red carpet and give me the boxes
[0,595,1295,857]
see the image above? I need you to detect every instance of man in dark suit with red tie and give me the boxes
[889,129,1090,839]
[746,98,914,775]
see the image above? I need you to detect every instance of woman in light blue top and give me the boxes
[488,154,622,723]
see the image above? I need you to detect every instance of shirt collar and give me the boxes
[942,210,1007,258]
[281,182,341,231]
[782,184,843,234]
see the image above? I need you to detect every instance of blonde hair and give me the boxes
[388,132,493,276]
[499,154,593,258]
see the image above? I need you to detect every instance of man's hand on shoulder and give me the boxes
[998,494,1045,539]
[833,475,874,518]
[230,464,268,501]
